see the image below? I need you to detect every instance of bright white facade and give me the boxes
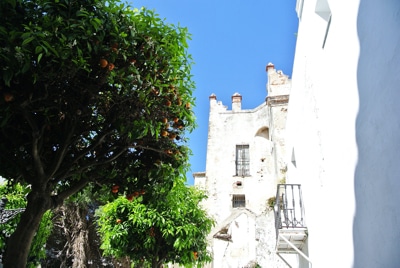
[194,65,293,267]
[285,0,400,267]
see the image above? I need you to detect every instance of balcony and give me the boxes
[274,184,309,261]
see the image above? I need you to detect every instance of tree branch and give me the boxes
[20,109,46,183]
[53,175,90,207]
[47,123,76,181]
[72,129,115,164]
[55,147,128,183]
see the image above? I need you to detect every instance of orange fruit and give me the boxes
[165,100,172,107]
[112,189,118,193]
[99,59,108,68]
[162,118,168,124]
[108,63,115,71]
[116,219,122,224]
[161,130,168,137]
[4,93,14,102]
[168,133,176,140]
[173,117,179,123]
[185,103,190,109]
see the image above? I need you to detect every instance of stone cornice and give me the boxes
[266,95,289,106]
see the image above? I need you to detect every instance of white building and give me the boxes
[194,65,293,268]
[283,0,400,267]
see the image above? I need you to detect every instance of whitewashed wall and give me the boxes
[195,66,291,267]
[200,94,278,225]
[286,0,400,267]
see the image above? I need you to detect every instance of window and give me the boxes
[232,195,246,208]
[236,145,250,176]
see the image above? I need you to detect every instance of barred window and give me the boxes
[232,194,246,208]
[236,145,250,176]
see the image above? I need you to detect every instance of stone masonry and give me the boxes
[194,64,292,268]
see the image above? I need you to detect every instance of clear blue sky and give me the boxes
[131,0,299,185]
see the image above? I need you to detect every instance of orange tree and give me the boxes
[0,0,195,266]
[96,178,214,268]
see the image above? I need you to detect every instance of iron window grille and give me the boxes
[232,194,246,208]
[236,145,250,176]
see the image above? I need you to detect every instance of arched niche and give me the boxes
[255,126,269,140]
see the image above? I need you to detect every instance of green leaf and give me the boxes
[35,46,43,54]
[3,70,13,87]
[41,40,59,57]
[21,36,35,47]
[37,53,43,63]
[21,61,30,73]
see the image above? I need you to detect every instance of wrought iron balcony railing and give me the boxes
[274,184,305,235]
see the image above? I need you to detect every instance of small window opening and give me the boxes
[232,194,246,208]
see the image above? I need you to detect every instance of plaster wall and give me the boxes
[202,96,278,225]
[195,66,291,267]
[212,212,257,268]
[255,210,297,268]
[286,0,400,267]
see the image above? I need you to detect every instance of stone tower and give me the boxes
[194,64,292,267]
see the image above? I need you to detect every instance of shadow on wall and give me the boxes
[354,1,400,267]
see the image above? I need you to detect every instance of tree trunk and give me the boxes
[151,258,158,268]
[70,205,88,268]
[3,190,52,268]
[151,256,164,268]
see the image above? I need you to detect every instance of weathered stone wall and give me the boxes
[200,94,277,225]
[255,209,294,268]
[194,65,291,267]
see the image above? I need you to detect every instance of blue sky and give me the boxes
[131,0,299,185]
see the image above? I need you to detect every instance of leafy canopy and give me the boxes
[0,0,196,266]
[0,0,195,197]
[97,178,215,267]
